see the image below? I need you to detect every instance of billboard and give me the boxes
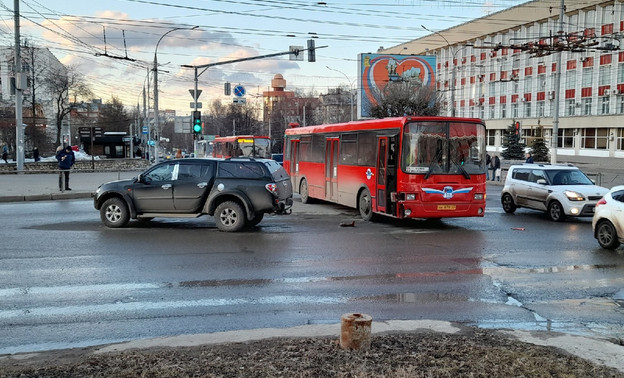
[358,54,437,118]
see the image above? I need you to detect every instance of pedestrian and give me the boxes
[485,153,491,180]
[56,145,75,191]
[135,147,142,158]
[33,147,40,162]
[175,148,182,159]
[525,152,534,163]
[1,143,8,163]
[489,153,496,181]
[494,154,501,181]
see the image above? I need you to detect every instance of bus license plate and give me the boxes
[437,204,456,210]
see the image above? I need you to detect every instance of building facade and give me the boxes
[382,0,624,160]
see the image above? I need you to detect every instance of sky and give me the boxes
[0,0,526,116]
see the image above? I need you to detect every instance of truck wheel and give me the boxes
[100,198,130,228]
[215,201,246,232]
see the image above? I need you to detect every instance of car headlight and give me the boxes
[564,190,585,201]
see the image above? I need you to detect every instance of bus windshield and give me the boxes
[238,138,271,158]
[401,121,486,176]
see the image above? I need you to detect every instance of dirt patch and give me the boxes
[1,329,623,377]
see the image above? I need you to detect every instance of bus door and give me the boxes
[289,140,300,190]
[375,137,388,213]
[325,138,339,202]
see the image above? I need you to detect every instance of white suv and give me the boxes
[501,164,609,221]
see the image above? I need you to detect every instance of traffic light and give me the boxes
[307,39,316,62]
[192,111,202,134]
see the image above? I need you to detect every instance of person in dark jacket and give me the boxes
[525,152,534,163]
[56,146,75,191]
[33,147,40,162]
[493,154,501,181]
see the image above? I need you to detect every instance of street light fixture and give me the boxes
[153,25,198,163]
[326,66,355,121]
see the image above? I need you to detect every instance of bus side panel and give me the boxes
[298,161,325,199]
[336,165,375,209]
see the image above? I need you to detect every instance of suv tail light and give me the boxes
[265,183,278,195]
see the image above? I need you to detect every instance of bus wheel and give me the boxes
[358,189,373,221]
[300,179,312,204]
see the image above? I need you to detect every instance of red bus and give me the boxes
[283,116,487,220]
[212,135,271,159]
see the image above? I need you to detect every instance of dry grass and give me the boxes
[2,329,623,377]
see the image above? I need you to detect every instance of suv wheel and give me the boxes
[595,220,621,250]
[358,188,373,221]
[247,213,264,228]
[501,193,516,213]
[215,201,246,232]
[101,198,130,228]
[547,200,565,222]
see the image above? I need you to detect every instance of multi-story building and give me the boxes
[382,0,624,160]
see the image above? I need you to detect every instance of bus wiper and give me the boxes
[453,160,471,179]
[424,147,443,180]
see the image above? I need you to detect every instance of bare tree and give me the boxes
[44,66,92,146]
[368,80,442,118]
[98,96,129,132]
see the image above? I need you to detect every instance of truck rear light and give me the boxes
[265,183,278,194]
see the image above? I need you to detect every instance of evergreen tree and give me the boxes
[529,125,549,162]
[501,121,526,160]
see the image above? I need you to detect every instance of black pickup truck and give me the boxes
[94,158,293,231]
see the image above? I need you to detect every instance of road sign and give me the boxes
[233,85,246,97]
[289,46,304,61]
[142,126,148,134]
[189,89,202,101]
[190,102,203,109]
[233,97,247,104]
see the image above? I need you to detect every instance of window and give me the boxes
[599,65,611,86]
[617,128,624,150]
[146,163,175,182]
[512,103,518,118]
[582,98,592,115]
[357,132,377,166]
[600,96,610,115]
[218,161,267,179]
[566,99,576,116]
[501,103,507,118]
[524,101,531,117]
[489,105,495,119]
[618,96,624,114]
[582,67,593,88]
[340,133,357,165]
[486,129,496,146]
[557,129,574,148]
[618,63,624,83]
[581,128,608,149]
[537,101,545,117]
[566,70,576,90]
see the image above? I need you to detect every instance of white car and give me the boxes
[501,164,609,222]
[592,185,624,250]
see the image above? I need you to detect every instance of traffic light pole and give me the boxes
[184,43,325,156]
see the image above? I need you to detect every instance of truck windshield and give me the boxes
[401,121,486,176]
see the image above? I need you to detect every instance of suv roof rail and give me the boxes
[224,157,257,161]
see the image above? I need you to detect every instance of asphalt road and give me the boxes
[0,190,623,356]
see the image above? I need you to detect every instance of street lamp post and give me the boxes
[153,26,198,164]
[326,66,355,121]
[421,25,457,117]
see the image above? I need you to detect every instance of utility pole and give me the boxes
[14,0,24,171]
[551,0,565,164]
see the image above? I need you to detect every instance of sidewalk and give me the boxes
[0,170,140,203]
